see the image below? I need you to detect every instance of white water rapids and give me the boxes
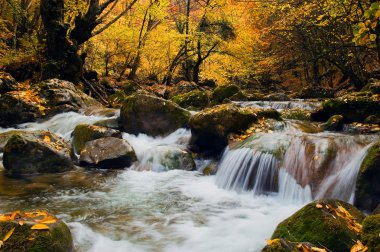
[0,104,377,251]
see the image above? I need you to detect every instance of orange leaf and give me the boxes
[3,227,15,242]
[31,224,50,230]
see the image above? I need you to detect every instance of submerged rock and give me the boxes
[72,124,122,154]
[120,94,191,136]
[158,146,196,171]
[189,104,258,156]
[271,199,364,252]
[3,131,74,175]
[80,137,137,169]
[0,72,18,94]
[355,141,380,212]
[311,92,380,123]
[322,115,344,131]
[211,84,239,103]
[171,90,209,109]
[0,210,73,252]
[362,214,380,251]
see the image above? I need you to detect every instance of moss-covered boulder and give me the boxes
[298,86,335,99]
[361,79,380,94]
[229,91,249,101]
[281,109,311,121]
[261,239,324,252]
[311,92,380,123]
[0,210,73,252]
[80,137,137,169]
[322,115,344,131]
[189,104,258,156]
[211,84,240,103]
[361,214,380,251]
[170,81,200,97]
[355,141,380,212]
[72,124,122,154]
[364,115,380,125]
[0,72,18,94]
[3,131,74,175]
[120,94,191,136]
[271,199,364,252]
[171,90,209,109]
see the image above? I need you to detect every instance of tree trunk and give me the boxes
[40,0,83,83]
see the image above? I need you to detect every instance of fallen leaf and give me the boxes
[31,224,50,230]
[350,240,368,252]
[316,204,323,209]
[0,240,3,249]
[312,247,327,252]
[313,155,319,160]
[3,227,15,242]
[43,135,51,143]
[266,238,280,245]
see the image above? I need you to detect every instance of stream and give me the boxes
[0,100,377,252]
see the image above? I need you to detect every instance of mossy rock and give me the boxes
[120,94,191,136]
[0,210,73,252]
[189,104,257,156]
[171,90,209,109]
[364,115,380,125]
[229,91,249,101]
[211,84,240,103]
[281,109,311,121]
[0,72,18,94]
[123,81,141,95]
[355,141,380,212]
[361,214,380,251]
[72,124,122,154]
[311,92,380,123]
[157,146,196,171]
[80,137,137,169]
[261,239,325,252]
[322,115,344,131]
[3,131,74,175]
[298,86,334,99]
[271,199,364,252]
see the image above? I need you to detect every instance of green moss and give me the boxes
[211,84,240,103]
[322,115,344,131]
[361,214,380,251]
[171,90,209,109]
[271,199,364,252]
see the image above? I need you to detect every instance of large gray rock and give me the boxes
[80,137,137,169]
[3,131,74,175]
[120,94,191,136]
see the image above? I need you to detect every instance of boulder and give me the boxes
[229,91,249,101]
[37,78,101,114]
[158,146,196,171]
[80,137,137,169]
[364,115,380,125]
[0,91,44,126]
[355,141,380,212]
[171,90,209,109]
[189,104,258,156]
[0,72,18,94]
[271,199,364,252]
[3,131,74,175]
[298,86,334,99]
[0,210,73,252]
[120,94,191,136]
[362,214,380,251]
[72,124,122,154]
[322,115,344,131]
[311,92,380,123]
[361,79,380,94]
[211,84,239,103]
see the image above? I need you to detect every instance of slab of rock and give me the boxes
[80,137,137,169]
[3,131,74,175]
[120,94,191,136]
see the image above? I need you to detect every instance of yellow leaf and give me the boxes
[311,247,327,252]
[43,135,51,143]
[350,240,368,252]
[31,224,50,230]
[0,240,3,249]
[3,227,15,242]
[266,238,280,245]
[316,203,323,209]
[313,155,319,160]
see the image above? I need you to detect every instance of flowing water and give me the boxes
[0,101,377,251]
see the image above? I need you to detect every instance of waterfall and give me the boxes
[233,100,321,111]
[215,122,378,203]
